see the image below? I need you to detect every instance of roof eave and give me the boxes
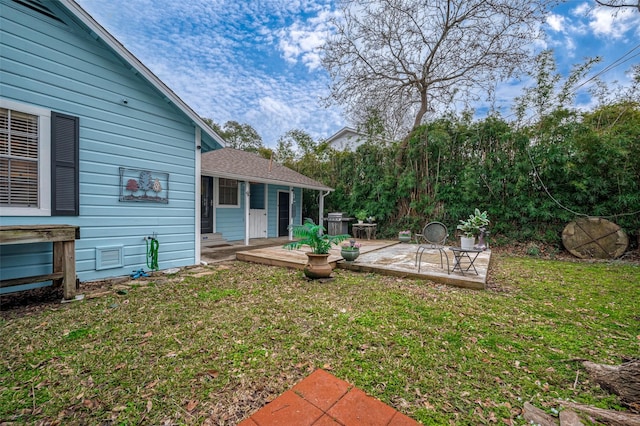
[202,169,333,192]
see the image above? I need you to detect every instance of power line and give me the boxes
[499,42,640,125]
[570,43,640,93]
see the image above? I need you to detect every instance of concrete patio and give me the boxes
[234,239,491,290]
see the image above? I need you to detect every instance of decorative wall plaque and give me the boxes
[119,167,169,203]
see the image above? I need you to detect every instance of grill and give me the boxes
[326,212,352,236]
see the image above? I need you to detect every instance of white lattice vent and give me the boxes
[96,246,123,270]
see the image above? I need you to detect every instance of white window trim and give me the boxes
[215,177,241,208]
[0,98,51,216]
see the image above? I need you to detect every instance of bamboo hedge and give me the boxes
[298,102,639,249]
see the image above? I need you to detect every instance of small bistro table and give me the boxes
[352,223,377,240]
[449,247,482,276]
[0,225,80,300]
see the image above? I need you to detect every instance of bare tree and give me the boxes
[322,0,555,143]
[595,0,640,12]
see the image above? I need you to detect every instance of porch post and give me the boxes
[319,190,330,235]
[289,186,294,240]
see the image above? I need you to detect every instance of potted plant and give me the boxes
[398,230,412,243]
[284,219,350,279]
[355,210,368,224]
[456,209,490,249]
[340,240,361,262]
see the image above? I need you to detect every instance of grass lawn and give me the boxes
[1,254,638,425]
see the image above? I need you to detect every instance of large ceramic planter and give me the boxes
[460,236,476,250]
[341,248,360,262]
[399,234,411,243]
[304,253,333,279]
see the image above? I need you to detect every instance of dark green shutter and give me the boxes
[51,112,79,216]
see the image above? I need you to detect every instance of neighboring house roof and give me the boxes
[325,127,367,151]
[59,0,226,149]
[325,127,361,142]
[202,148,333,192]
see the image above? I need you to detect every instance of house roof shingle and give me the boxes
[201,148,333,191]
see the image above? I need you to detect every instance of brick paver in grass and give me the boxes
[238,369,420,426]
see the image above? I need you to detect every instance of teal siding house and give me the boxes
[0,0,227,293]
[201,148,332,245]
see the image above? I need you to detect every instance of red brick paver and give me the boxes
[239,369,420,425]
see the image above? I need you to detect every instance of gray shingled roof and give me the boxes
[201,148,333,191]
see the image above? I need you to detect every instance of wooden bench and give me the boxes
[0,225,80,300]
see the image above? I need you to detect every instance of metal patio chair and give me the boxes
[414,221,450,273]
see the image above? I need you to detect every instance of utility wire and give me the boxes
[571,46,640,93]
[526,145,640,219]
[510,42,640,219]
[502,42,640,124]
[526,148,587,217]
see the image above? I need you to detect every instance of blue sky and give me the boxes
[76,0,640,148]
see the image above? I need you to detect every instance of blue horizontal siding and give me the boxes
[0,243,52,279]
[266,186,302,238]
[216,182,246,242]
[0,1,202,291]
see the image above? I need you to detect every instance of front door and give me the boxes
[277,191,290,237]
[201,176,213,234]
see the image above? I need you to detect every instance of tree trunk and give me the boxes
[522,402,558,426]
[397,87,428,162]
[583,360,640,411]
[557,401,640,426]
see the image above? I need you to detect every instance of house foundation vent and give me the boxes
[96,246,124,270]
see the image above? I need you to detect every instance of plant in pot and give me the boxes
[284,219,350,279]
[398,230,412,243]
[340,240,361,262]
[355,210,368,224]
[456,209,490,250]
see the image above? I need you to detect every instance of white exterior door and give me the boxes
[249,209,267,238]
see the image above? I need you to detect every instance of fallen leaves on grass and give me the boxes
[1,258,638,425]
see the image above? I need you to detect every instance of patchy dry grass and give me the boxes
[1,255,638,425]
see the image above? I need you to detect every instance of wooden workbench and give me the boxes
[0,225,80,300]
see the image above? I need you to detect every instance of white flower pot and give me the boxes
[460,236,476,250]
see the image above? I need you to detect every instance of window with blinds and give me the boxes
[0,108,39,207]
[218,178,239,206]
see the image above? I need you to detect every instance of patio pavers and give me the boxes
[238,369,420,426]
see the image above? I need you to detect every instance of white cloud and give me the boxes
[587,7,640,39]
[74,0,639,147]
[278,26,325,70]
[77,0,345,147]
[277,9,337,71]
[259,96,295,117]
[546,14,566,32]
[571,2,590,17]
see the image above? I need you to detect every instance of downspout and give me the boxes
[244,181,250,246]
[319,190,331,235]
[195,127,202,265]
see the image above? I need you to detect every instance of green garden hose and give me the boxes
[146,237,159,271]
